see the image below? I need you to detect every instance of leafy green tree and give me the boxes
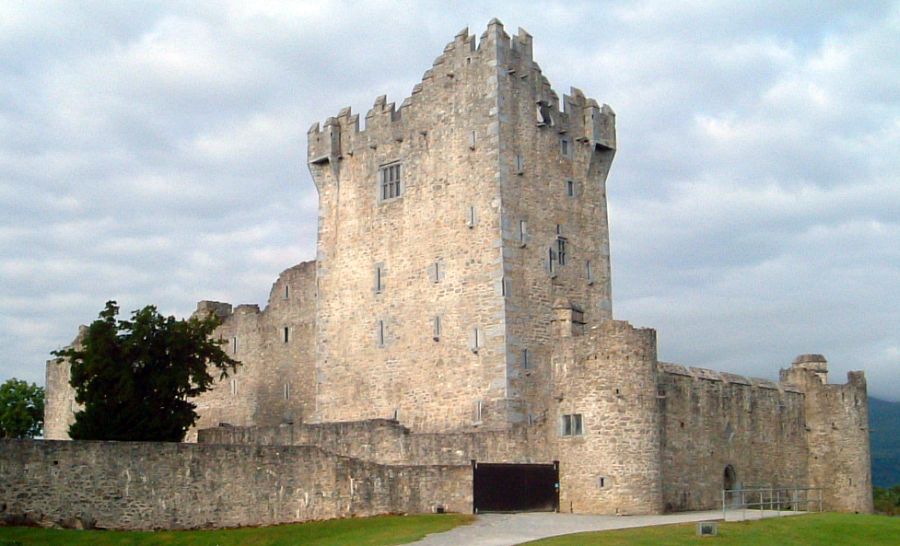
[53,301,239,442]
[0,378,44,438]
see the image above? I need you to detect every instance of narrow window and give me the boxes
[466,205,476,228]
[230,379,237,396]
[283,382,291,400]
[377,320,385,347]
[556,224,562,235]
[566,179,575,197]
[379,162,402,201]
[561,138,570,157]
[598,476,606,488]
[283,326,290,343]
[469,130,477,150]
[573,413,583,435]
[518,220,527,247]
[429,261,441,283]
[586,260,594,285]
[560,414,571,436]
[557,237,567,265]
[515,154,524,175]
[500,276,508,296]
[522,348,529,370]
[548,247,557,277]
[433,315,441,341]
[375,264,384,293]
[469,327,481,353]
[231,336,238,355]
[474,400,483,423]
[283,284,290,299]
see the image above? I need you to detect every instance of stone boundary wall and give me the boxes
[657,363,809,512]
[0,440,471,530]
[198,419,547,465]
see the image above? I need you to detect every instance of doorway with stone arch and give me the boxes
[724,464,740,508]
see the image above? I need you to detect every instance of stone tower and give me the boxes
[781,354,874,513]
[308,19,616,432]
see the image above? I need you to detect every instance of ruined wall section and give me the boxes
[496,25,617,435]
[781,354,873,513]
[43,327,84,440]
[657,363,808,512]
[308,23,511,432]
[551,319,663,515]
[189,261,316,441]
[0,439,470,530]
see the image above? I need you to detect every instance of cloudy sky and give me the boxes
[1,1,898,401]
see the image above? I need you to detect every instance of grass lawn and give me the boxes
[0,513,473,546]
[523,513,900,545]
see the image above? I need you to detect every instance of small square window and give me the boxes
[560,413,583,436]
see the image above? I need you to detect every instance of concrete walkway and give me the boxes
[411,509,806,546]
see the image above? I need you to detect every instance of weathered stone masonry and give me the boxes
[33,20,872,527]
[0,439,470,530]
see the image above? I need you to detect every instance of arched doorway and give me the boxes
[723,465,739,508]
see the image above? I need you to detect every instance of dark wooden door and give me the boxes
[472,461,559,513]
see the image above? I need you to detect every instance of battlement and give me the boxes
[307,19,615,175]
[658,362,803,394]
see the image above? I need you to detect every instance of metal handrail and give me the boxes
[722,486,825,521]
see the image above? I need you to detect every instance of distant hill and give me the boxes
[870,397,900,487]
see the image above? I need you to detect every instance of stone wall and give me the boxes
[189,261,317,440]
[0,439,470,530]
[657,363,809,512]
[198,418,551,466]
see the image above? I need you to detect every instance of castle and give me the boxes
[42,20,872,519]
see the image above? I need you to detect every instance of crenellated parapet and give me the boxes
[307,19,615,187]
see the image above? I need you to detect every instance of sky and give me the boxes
[1,1,898,401]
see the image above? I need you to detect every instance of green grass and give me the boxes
[0,513,473,546]
[523,513,900,545]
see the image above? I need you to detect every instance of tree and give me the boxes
[0,378,44,438]
[52,301,239,442]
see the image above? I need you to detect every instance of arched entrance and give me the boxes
[723,464,739,508]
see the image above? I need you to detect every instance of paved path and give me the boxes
[411,509,805,545]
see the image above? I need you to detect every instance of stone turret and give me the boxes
[781,355,873,513]
[552,320,663,514]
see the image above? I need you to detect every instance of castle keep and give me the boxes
[34,21,872,527]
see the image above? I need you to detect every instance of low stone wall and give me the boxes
[0,439,471,530]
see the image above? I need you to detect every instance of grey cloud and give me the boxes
[1,2,897,401]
